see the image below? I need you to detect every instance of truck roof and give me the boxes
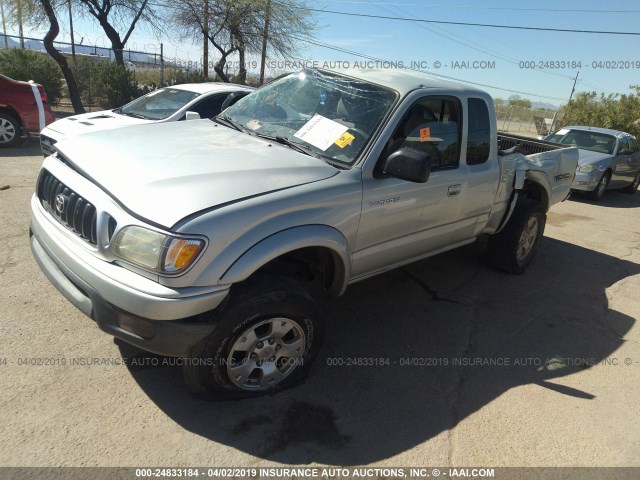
[322,68,490,97]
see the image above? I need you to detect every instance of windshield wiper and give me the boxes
[120,111,147,119]
[214,114,244,132]
[253,133,315,157]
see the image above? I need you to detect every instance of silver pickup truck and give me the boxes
[30,68,578,399]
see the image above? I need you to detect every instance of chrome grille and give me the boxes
[37,170,99,245]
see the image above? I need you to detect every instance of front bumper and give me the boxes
[570,171,601,192]
[30,196,229,356]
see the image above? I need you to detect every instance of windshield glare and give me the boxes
[546,129,617,155]
[223,70,397,164]
[120,88,199,120]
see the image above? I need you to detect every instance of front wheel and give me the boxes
[487,198,547,274]
[622,172,640,194]
[588,171,610,201]
[183,276,324,400]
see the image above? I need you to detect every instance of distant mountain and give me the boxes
[0,35,21,48]
[532,101,561,111]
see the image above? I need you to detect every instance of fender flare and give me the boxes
[220,225,351,296]
[495,171,550,234]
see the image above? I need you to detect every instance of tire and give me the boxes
[587,171,610,201]
[0,113,21,148]
[487,198,547,274]
[183,276,324,400]
[622,172,640,194]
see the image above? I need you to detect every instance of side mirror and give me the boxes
[619,149,632,155]
[383,147,431,183]
[221,91,251,111]
[185,111,201,121]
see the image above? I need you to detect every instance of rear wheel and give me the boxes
[487,198,546,274]
[183,276,324,400]
[0,113,21,147]
[622,172,640,194]
[588,171,610,201]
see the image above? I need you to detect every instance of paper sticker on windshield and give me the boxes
[294,114,348,151]
[334,132,355,148]
[247,119,262,130]
[557,128,570,135]
[420,127,431,142]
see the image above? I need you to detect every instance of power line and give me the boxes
[291,35,567,101]
[289,6,640,36]
[321,2,640,14]
[369,0,573,80]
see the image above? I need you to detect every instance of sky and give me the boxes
[7,0,640,106]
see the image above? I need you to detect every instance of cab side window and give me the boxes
[188,94,226,119]
[387,97,461,170]
[627,136,638,153]
[467,98,491,165]
[618,136,630,154]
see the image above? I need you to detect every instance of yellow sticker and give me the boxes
[420,127,431,142]
[334,132,355,148]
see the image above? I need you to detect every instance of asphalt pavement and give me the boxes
[0,139,638,468]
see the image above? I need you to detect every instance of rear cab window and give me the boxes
[467,98,491,165]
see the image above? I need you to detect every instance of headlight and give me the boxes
[578,164,598,173]
[113,226,205,274]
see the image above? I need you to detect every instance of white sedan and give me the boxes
[40,82,253,156]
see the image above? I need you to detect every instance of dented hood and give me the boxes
[55,120,338,227]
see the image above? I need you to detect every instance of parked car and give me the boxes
[30,68,578,399]
[0,74,56,147]
[40,82,254,156]
[544,126,640,200]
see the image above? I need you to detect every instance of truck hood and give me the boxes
[577,149,612,166]
[55,120,339,228]
[44,110,149,139]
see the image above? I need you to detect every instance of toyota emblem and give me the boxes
[55,194,65,214]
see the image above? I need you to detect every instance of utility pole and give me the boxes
[160,42,164,85]
[568,71,580,104]
[203,0,209,77]
[17,0,24,48]
[551,70,579,133]
[259,0,271,85]
[68,0,76,61]
[0,0,8,49]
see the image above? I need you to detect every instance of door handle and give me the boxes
[448,184,462,196]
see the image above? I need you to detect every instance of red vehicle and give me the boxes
[0,73,56,147]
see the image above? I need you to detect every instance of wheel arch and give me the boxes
[521,177,549,211]
[0,105,23,124]
[220,225,351,296]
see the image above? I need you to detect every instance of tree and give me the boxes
[3,0,45,45]
[0,48,64,102]
[559,88,640,138]
[508,95,532,109]
[39,0,85,113]
[172,0,316,83]
[77,0,160,66]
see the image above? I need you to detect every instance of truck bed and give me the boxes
[498,132,563,156]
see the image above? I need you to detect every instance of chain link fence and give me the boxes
[495,105,560,138]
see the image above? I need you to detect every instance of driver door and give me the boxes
[351,95,469,279]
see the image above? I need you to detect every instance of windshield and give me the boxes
[546,129,616,155]
[120,88,199,120]
[223,69,397,164]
